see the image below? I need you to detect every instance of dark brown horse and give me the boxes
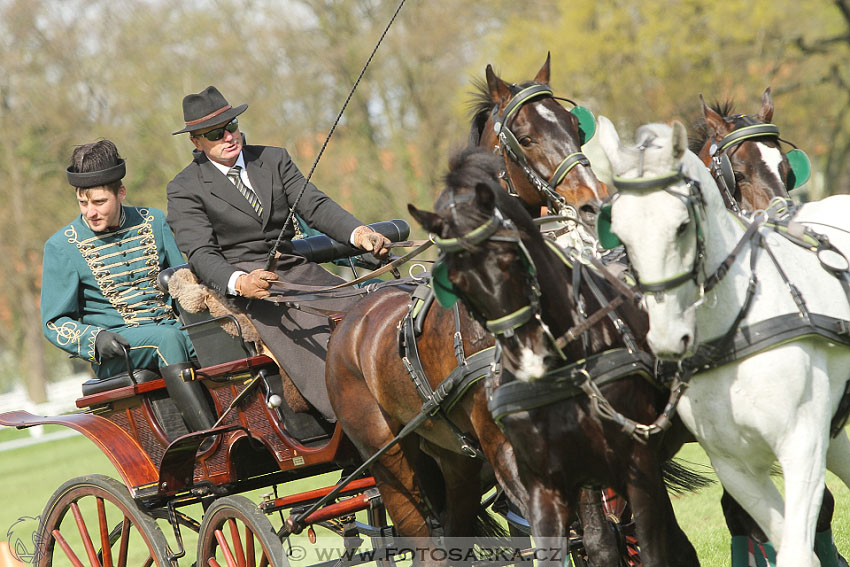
[468,53,608,224]
[408,148,700,567]
[692,88,844,567]
[326,60,624,566]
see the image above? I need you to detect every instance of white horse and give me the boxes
[594,116,850,567]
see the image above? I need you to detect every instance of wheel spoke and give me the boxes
[244,526,256,567]
[214,528,238,567]
[52,529,87,567]
[96,497,114,567]
[226,519,247,567]
[208,559,223,567]
[117,518,130,567]
[70,501,100,567]
[258,554,268,567]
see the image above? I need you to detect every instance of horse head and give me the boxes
[409,148,580,381]
[597,116,732,359]
[468,53,608,228]
[692,87,810,212]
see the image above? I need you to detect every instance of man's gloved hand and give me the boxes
[95,331,130,360]
[352,226,391,259]
[236,269,279,299]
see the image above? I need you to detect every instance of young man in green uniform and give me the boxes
[41,139,214,432]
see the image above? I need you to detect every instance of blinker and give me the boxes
[785,149,811,190]
[431,261,459,308]
[570,106,596,146]
[597,203,622,250]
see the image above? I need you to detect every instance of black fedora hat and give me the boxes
[172,85,248,135]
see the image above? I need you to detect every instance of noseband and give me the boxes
[492,84,592,215]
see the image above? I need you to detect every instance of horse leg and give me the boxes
[523,482,574,567]
[721,489,778,567]
[421,443,494,565]
[623,457,699,567]
[775,448,825,567]
[327,374,442,565]
[821,431,850,567]
[576,488,621,567]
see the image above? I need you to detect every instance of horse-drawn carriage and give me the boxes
[0,224,412,567]
[0,217,627,567]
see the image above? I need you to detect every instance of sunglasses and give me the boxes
[195,119,239,141]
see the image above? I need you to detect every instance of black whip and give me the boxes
[264,0,407,270]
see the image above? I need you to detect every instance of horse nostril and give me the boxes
[680,334,691,352]
[579,203,599,224]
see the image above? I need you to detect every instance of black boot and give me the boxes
[159,363,216,432]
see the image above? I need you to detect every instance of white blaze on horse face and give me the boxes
[533,104,560,125]
[612,190,699,358]
[756,142,784,190]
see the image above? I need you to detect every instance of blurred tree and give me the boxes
[488,0,850,197]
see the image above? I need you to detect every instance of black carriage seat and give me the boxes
[78,368,193,440]
[81,369,161,396]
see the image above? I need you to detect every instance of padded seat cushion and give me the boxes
[81,369,161,396]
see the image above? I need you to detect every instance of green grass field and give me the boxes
[0,429,847,566]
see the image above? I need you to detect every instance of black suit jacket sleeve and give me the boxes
[166,145,363,294]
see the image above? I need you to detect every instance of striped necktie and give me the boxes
[227,165,263,217]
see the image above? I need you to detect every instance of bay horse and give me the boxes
[408,147,702,567]
[691,88,843,567]
[596,116,850,567]
[691,87,810,212]
[325,60,625,566]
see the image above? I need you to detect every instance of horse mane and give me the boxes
[687,99,737,154]
[466,77,538,147]
[443,146,541,240]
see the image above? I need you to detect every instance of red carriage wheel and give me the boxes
[197,495,287,567]
[36,474,176,567]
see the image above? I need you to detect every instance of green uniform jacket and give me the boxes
[41,206,185,363]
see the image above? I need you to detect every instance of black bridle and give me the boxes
[491,83,592,217]
[707,120,789,213]
[431,203,560,351]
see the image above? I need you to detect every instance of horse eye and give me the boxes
[519,136,533,147]
[676,219,690,237]
[734,171,745,183]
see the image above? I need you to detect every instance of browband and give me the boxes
[66,160,126,188]
[613,170,684,192]
[715,123,779,154]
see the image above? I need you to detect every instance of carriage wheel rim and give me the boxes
[36,474,174,567]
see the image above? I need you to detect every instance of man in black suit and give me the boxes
[167,86,390,420]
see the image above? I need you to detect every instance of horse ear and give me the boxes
[758,87,774,123]
[595,115,623,172]
[474,182,497,212]
[534,52,551,85]
[408,203,444,236]
[701,94,726,139]
[671,121,689,161]
[486,64,513,107]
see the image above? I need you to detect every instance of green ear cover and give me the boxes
[431,261,459,308]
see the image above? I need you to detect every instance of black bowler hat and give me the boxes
[172,85,248,135]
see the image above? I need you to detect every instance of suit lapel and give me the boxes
[202,158,263,223]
